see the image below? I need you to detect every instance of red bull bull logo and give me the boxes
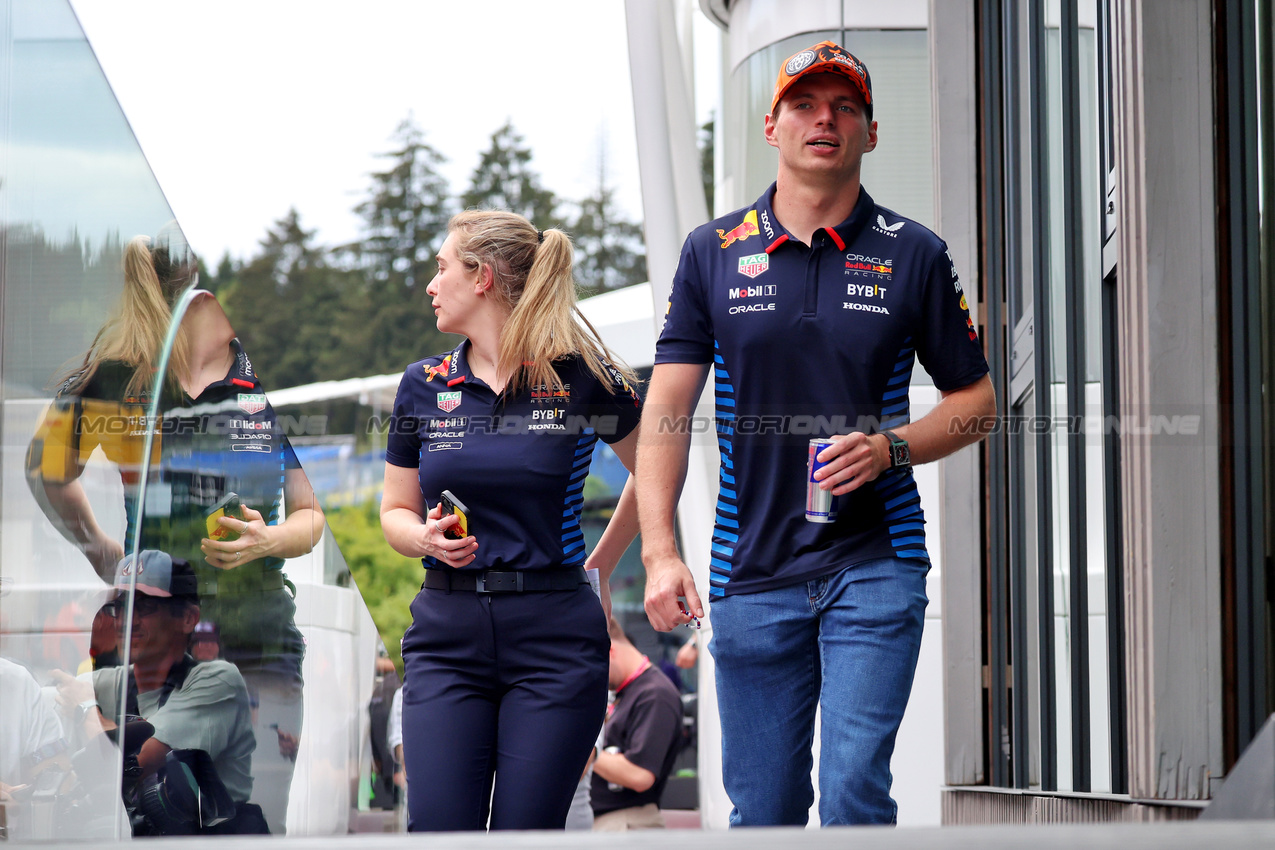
[425,355,452,382]
[717,210,760,249]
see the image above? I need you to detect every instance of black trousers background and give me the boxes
[400,582,608,831]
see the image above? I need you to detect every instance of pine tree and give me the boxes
[226,209,364,388]
[569,141,647,295]
[351,117,458,372]
[460,120,559,225]
[699,113,715,216]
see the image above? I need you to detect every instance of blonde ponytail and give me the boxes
[448,211,639,397]
[59,235,194,398]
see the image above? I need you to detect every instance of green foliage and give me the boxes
[700,114,716,216]
[219,116,649,392]
[569,152,647,295]
[220,209,369,388]
[460,120,560,226]
[582,473,613,502]
[350,117,460,373]
[326,501,420,671]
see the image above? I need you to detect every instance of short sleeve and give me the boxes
[147,663,248,759]
[612,689,681,776]
[654,237,715,365]
[1,661,65,771]
[384,367,423,468]
[915,243,991,392]
[89,668,119,720]
[583,360,643,445]
[25,397,81,484]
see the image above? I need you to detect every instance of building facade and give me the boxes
[693,0,1272,823]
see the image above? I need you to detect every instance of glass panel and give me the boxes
[3,0,179,837]
[1020,388,1043,789]
[1011,1,1037,328]
[1043,0,1074,793]
[1255,0,1275,718]
[2,1,377,837]
[843,29,936,232]
[1040,2,1111,794]
[1078,23,1112,794]
[127,285,308,835]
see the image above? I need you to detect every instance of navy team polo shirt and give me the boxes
[656,184,989,597]
[64,340,301,577]
[385,341,642,572]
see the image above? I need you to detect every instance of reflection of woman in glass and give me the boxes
[381,210,642,831]
[26,231,323,834]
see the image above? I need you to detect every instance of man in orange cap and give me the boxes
[637,40,995,826]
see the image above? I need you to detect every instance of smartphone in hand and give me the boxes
[439,490,470,540]
[206,492,244,542]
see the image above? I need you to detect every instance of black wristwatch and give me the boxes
[74,699,98,726]
[881,430,911,469]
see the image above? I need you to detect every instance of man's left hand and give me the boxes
[813,432,889,495]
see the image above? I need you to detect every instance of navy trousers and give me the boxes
[400,582,608,831]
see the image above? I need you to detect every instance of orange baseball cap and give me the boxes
[771,40,873,118]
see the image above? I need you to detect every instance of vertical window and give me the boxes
[978,0,1125,795]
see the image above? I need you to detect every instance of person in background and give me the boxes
[54,551,264,834]
[385,685,407,831]
[674,634,698,672]
[380,210,642,831]
[189,620,220,662]
[637,41,995,826]
[591,617,683,831]
[0,660,66,800]
[564,726,603,831]
[367,646,400,811]
[77,602,122,673]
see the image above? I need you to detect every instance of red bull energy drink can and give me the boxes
[807,438,838,523]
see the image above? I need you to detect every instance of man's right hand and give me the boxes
[643,554,703,632]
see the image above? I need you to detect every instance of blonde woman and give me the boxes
[380,210,642,831]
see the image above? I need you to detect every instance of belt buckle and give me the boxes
[476,571,522,593]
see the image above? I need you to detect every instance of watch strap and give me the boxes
[75,698,98,724]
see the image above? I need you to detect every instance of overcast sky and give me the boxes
[68,0,719,265]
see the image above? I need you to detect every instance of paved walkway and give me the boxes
[24,820,1275,850]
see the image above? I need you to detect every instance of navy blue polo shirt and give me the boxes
[385,341,642,572]
[46,341,301,576]
[656,184,988,597]
[142,340,301,579]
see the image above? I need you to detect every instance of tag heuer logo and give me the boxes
[738,253,769,278]
[237,393,267,415]
[437,392,462,413]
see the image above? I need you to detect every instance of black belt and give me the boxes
[423,566,588,594]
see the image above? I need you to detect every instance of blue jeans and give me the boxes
[709,557,929,826]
